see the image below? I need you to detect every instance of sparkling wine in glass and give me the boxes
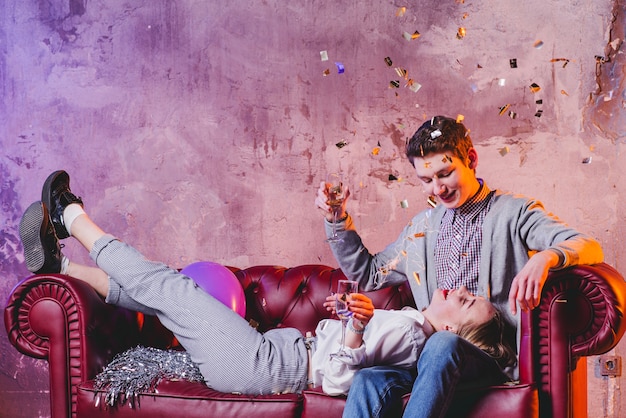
[330,279,359,359]
[326,172,344,243]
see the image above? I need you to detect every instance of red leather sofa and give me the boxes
[5,263,626,418]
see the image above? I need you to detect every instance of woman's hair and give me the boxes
[405,115,473,167]
[456,309,517,369]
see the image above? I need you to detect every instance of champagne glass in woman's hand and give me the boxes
[326,172,344,243]
[330,279,359,359]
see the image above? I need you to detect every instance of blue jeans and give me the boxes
[342,331,508,418]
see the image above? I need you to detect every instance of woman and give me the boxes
[19,170,516,396]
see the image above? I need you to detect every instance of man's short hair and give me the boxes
[405,116,474,167]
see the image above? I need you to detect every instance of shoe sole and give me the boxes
[19,202,46,273]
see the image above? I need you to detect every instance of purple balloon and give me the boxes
[180,261,246,317]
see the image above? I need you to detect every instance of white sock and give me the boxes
[60,256,70,275]
[62,204,86,236]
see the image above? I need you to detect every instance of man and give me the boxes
[315,115,603,417]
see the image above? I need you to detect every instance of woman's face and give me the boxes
[425,286,495,332]
[413,149,480,209]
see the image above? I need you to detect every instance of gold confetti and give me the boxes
[457,27,466,39]
[413,271,421,285]
[384,56,393,66]
[499,104,511,115]
[462,12,469,19]
[442,155,453,163]
[456,114,464,123]
[534,40,544,49]
[561,90,569,96]
[372,147,381,155]
[530,83,541,93]
[323,69,330,76]
[411,31,421,39]
[396,6,406,17]
[498,146,509,156]
[424,161,431,168]
[389,80,400,88]
[395,67,408,78]
[551,58,571,68]
[401,250,408,256]
[414,232,425,238]
[427,196,437,207]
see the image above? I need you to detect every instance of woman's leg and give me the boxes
[67,262,159,314]
[65,261,109,297]
[21,199,309,395]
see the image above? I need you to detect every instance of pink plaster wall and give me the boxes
[1,0,625,416]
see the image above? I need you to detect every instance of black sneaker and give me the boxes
[42,170,83,239]
[19,201,64,274]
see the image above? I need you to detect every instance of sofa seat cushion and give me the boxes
[77,379,302,418]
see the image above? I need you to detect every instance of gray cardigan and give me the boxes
[325,189,604,329]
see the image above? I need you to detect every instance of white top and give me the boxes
[310,307,434,395]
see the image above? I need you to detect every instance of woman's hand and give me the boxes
[324,294,337,315]
[323,292,373,326]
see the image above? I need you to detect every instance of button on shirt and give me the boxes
[435,181,495,294]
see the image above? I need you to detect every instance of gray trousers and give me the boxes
[91,235,309,395]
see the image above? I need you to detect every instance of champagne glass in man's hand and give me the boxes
[326,172,344,243]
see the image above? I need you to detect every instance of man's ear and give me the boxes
[467,148,478,170]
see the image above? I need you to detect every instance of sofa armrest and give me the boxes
[4,274,141,418]
[538,263,626,360]
[535,263,626,418]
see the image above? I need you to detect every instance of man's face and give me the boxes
[427,286,495,332]
[413,150,480,209]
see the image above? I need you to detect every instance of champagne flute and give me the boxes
[330,279,359,359]
[326,172,344,243]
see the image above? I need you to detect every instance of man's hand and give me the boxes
[508,249,561,314]
[315,180,350,222]
[347,293,374,326]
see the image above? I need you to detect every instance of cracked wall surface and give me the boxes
[1,0,625,416]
